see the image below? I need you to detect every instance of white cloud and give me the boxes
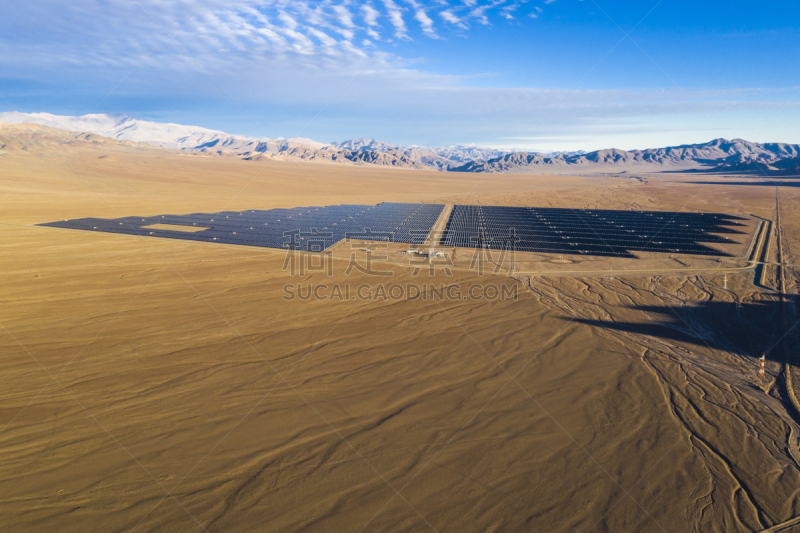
[382,0,408,38]
[361,4,381,39]
[414,10,437,38]
[307,27,338,48]
[467,1,509,25]
[361,4,380,27]
[501,2,521,19]
[440,10,467,28]
[0,0,539,73]
[5,0,794,150]
[331,5,355,28]
[277,11,298,31]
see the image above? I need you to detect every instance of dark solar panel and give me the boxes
[39,203,445,251]
[439,205,746,258]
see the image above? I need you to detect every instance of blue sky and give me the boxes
[1,0,799,151]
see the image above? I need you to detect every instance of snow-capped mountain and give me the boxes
[331,138,508,162]
[0,112,329,152]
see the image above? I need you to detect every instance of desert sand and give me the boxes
[2,126,800,532]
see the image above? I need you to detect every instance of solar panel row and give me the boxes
[439,205,746,258]
[40,202,446,251]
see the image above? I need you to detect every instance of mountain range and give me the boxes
[452,140,800,175]
[1,112,798,175]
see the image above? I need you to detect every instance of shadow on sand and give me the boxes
[688,180,800,188]
[569,295,798,361]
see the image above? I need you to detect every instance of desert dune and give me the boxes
[2,125,800,532]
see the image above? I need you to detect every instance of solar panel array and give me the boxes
[40,202,445,251]
[440,205,746,258]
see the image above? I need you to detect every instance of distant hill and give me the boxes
[0,121,153,154]
[452,139,800,175]
[1,112,798,175]
[242,145,454,170]
[0,112,457,170]
[703,156,800,175]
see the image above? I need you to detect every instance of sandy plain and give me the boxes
[2,128,800,532]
